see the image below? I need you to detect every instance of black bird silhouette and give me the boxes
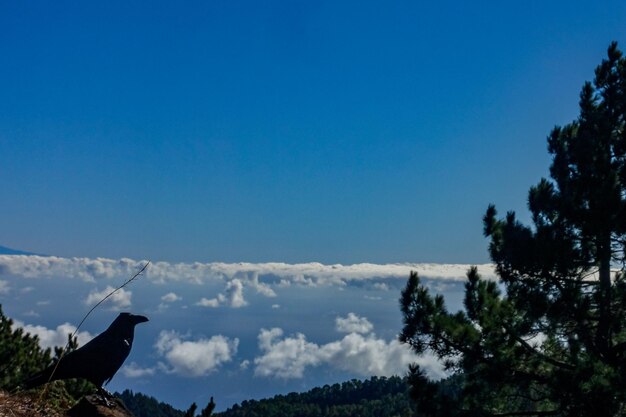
[23,312,148,390]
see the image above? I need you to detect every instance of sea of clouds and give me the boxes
[0,254,495,288]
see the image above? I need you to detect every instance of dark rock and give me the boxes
[66,394,135,417]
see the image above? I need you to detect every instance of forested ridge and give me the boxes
[115,389,186,417]
[215,376,415,417]
[116,375,439,417]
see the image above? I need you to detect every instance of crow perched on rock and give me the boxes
[23,313,148,390]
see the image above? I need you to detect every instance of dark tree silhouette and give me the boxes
[0,305,52,390]
[116,389,185,417]
[1,305,95,403]
[216,376,415,417]
[400,42,626,416]
[200,397,216,417]
[184,402,198,417]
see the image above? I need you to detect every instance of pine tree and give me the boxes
[184,402,198,417]
[0,305,95,404]
[0,304,52,390]
[400,42,626,416]
[200,397,215,417]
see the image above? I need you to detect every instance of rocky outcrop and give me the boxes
[67,394,135,417]
[0,391,134,417]
[0,391,65,417]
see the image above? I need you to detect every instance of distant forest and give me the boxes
[116,375,448,417]
[116,389,187,417]
[216,376,414,417]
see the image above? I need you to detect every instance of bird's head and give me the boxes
[112,312,149,328]
[107,312,149,339]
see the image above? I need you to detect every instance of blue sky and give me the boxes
[2,1,626,411]
[2,1,625,264]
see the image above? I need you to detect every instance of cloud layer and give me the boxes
[0,255,496,288]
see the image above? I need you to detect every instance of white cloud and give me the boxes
[426,280,457,293]
[320,333,429,377]
[0,255,146,282]
[364,295,382,300]
[290,275,319,287]
[277,279,292,288]
[271,304,280,309]
[335,313,373,334]
[12,320,93,350]
[225,279,247,307]
[155,330,239,377]
[253,318,444,380]
[161,292,182,303]
[121,362,156,378]
[84,286,132,310]
[373,283,389,291]
[0,280,9,294]
[158,292,182,311]
[195,279,247,308]
[254,328,322,379]
[198,261,496,285]
[0,255,497,288]
[248,273,277,297]
[196,296,223,308]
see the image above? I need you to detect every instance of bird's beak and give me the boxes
[132,314,149,324]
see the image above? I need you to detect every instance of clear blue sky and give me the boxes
[1,1,626,264]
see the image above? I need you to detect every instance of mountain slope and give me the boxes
[115,390,185,417]
[0,245,42,256]
[215,376,413,417]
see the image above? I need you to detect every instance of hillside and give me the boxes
[0,245,41,256]
[115,390,185,417]
[115,376,416,417]
[215,376,414,417]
